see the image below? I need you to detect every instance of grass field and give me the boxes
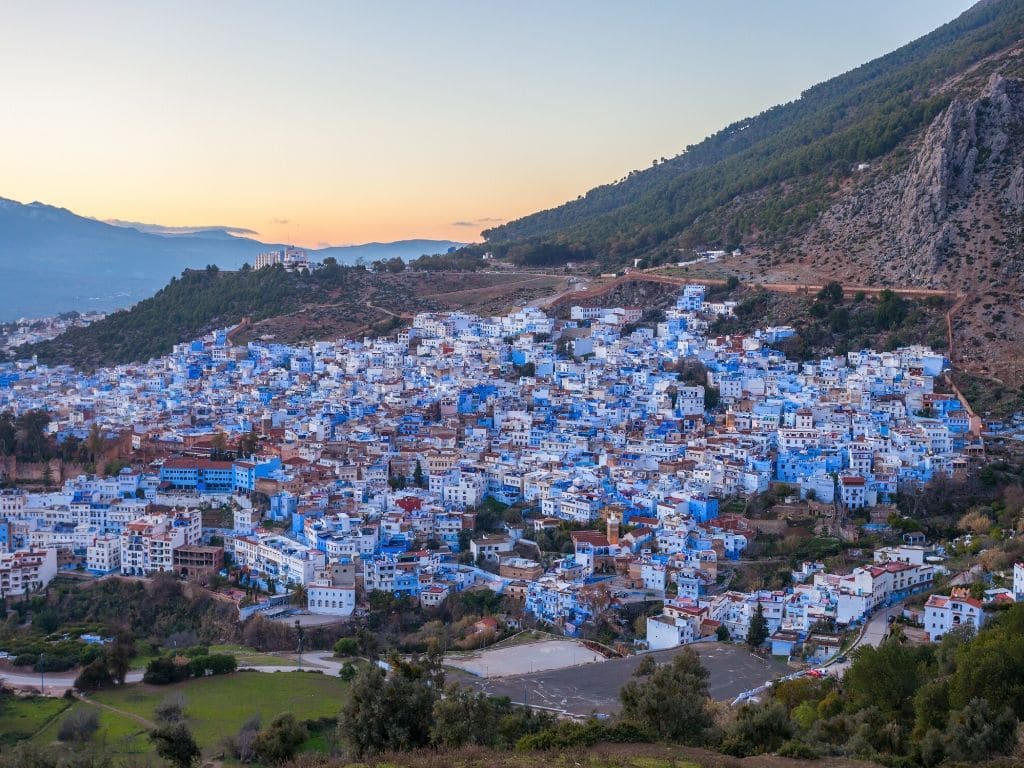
[0,696,71,745]
[33,670,349,756]
[209,643,300,667]
[128,643,299,670]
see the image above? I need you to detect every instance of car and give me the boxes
[835,654,848,663]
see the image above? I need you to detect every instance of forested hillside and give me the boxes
[12,264,568,369]
[479,0,1024,268]
[15,264,354,368]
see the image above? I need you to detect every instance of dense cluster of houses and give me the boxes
[0,284,996,648]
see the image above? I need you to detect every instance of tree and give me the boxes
[579,581,613,619]
[253,713,308,764]
[85,422,105,465]
[413,461,425,488]
[746,603,768,649]
[333,637,359,657]
[237,430,259,458]
[943,697,1018,763]
[843,639,932,721]
[816,281,844,305]
[74,658,113,691]
[150,723,201,768]
[210,431,228,460]
[338,656,443,756]
[430,684,508,748]
[716,624,731,642]
[618,648,713,744]
[721,701,793,756]
[143,656,189,685]
[108,633,135,684]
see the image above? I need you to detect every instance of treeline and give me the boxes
[480,0,1024,265]
[141,649,237,685]
[16,261,364,369]
[0,410,115,468]
[711,285,949,361]
[327,605,1024,766]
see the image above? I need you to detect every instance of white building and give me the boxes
[86,535,121,574]
[1014,562,1024,601]
[0,548,57,598]
[419,583,450,609]
[307,580,356,616]
[120,510,201,576]
[470,534,514,563]
[924,594,984,641]
[232,533,325,586]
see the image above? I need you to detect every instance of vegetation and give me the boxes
[712,288,949,360]
[476,0,1024,266]
[15,263,364,368]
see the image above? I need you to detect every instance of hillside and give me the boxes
[480,1,1024,273]
[12,265,568,369]
[0,197,461,321]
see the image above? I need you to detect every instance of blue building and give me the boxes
[159,458,234,493]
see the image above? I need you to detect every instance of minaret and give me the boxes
[607,513,620,546]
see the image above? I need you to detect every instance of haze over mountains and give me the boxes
[0,197,461,320]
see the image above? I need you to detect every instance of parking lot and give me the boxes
[453,642,792,716]
[446,639,604,677]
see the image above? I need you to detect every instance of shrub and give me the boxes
[154,693,188,723]
[332,637,359,657]
[777,739,821,759]
[57,708,100,742]
[143,656,189,685]
[186,653,237,678]
[253,713,308,764]
[74,659,113,691]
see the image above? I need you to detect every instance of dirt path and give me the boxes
[76,691,157,730]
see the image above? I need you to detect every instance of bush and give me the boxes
[186,653,237,678]
[777,739,821,759]
[143,656,189,685]
[515,719,606,751]
[154,693,188,723]
[333,637,359,657]
[253,713,308,764]
[57,708,100,742]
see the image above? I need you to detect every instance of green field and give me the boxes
[0,696,71,745]
[33,670,349,756]
[209,644,300,668]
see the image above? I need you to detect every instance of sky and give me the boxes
[0,1,977,248]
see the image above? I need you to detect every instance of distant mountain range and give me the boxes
[0,197,463,320]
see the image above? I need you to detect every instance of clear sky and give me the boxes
[0,1,976,248]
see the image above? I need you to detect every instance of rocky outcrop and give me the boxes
[802,73,1024,290]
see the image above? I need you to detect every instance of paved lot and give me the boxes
[453,642,792,716]
[446,639,604,677]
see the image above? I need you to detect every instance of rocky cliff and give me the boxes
[798,72,1024,291]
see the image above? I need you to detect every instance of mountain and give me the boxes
[0,197,462,320]
[479,0,1024,279]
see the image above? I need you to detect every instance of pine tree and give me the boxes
[747,603,769,649]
